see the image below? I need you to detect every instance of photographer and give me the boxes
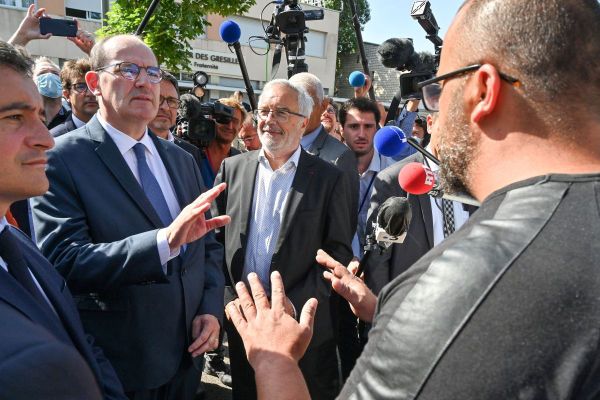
[199,97,247,187]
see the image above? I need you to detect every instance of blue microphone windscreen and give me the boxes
[219,20,241,44]
[348,71,366,88]
[374,125,407,157]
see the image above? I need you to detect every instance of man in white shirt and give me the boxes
[31,34,230,400]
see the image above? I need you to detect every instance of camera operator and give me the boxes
[199,97,247,187]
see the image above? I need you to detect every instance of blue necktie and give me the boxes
[133,143,173,227]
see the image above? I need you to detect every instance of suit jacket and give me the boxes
[50,111,77,137]
[213,149,354,347]
[305,126,359,231]
[0,225,124,399]
[31,115,225,391]
[174,136,203,170]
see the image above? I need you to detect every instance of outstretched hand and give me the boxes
[165,182,230,251]
[8,4,51,46]
[226,272,317,368]
[316,249,377,322]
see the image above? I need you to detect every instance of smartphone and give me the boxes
[39,18,77,37]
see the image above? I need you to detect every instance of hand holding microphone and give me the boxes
[349,70,371,98]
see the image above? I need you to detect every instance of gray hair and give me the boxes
[33,56,59,78]
[288,72,324,106]
[260,79,314,118]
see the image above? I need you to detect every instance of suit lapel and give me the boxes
[418,194,435,248]
[232,155,259,281]
[306,126,327,156]
[419,153,435,248]
[273,150,315,254]
[151,132,190,208]
[88,116,164,228]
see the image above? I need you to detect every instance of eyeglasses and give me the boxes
[71,82,90,94]
[254,108,305,123]
[96,62,163,84]
[240,134,257,143]
[325,106,336,114]
[418,64,521,112]
[159,96,181,109]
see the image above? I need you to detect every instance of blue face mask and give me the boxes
[35,73,62,98]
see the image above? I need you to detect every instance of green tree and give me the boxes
[323,0,370,55]
[323,0,370,90]
[98,0,255,72]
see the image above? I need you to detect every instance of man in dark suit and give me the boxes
[149,71,203,170]
[364,113,472,294]
[213,79,354,400]
[50,58,98,137]
[288,72,359,227]
[31,34,230,400]
[0,39,125,400]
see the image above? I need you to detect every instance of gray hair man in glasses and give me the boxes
[31,34,230,400]
[51,58,98,137]
[223,0,600,399]
[212,78,354,400]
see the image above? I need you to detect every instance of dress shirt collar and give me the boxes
[425,145,439,172]
[97,113,153,156]
[71,113,86,129]
[363,149,384,176]
[300,125,322,150]
[0,217,7,233]
[258,146,302,172]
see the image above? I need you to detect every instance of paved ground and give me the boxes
[197,338,232,400]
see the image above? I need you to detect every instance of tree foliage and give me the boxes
[323,0,370,55]
[98,0,255,72]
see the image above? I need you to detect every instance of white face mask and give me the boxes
[412,136,422,145]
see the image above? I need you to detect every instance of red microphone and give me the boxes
[398,162,481,207]
[398,162,437,195]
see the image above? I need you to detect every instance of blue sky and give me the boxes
[362,0,464,53]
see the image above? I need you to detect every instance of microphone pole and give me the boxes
[407,137,440,165]
[229,42,258,112]
[135,0,160,36]
[345,0,376,101]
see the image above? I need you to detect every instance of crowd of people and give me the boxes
[1,0,599,399]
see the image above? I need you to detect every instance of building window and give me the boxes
[65,7,101,20]
[65,7,87,19]
[0,0,34,8]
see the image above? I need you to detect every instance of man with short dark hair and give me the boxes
[338,97,395,260]
[225,0,600,399]
[51,58,98,137]
[31,34,230,400]
[0,39,126,400]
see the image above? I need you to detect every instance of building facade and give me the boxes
[0,0,340,102]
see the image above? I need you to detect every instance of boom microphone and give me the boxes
[219,20,257,111]
[377,38,436,72]
[398,162,480,207]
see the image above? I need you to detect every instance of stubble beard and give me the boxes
[437,84,478,196]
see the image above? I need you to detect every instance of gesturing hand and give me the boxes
[316,249,377,322]
[165,182,230,251]
[226,272,317,369]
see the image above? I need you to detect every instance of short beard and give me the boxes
[437,83,478,196]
